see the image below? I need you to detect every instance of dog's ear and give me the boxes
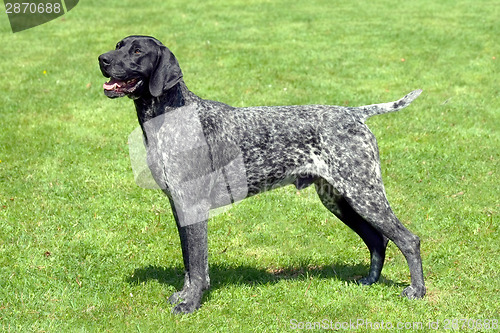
[149,46,183,97]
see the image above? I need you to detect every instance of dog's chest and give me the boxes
[142,105,211,189]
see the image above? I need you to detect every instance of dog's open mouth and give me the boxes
[103,77,142,97]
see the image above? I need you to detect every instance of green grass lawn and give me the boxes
[1,0,498,331]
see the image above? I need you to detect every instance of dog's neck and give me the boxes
[133,80,199,145]
[134,80,197,124]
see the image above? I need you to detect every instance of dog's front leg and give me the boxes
[167,198,210,314]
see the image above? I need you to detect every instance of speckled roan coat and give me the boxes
[99,35,426,314]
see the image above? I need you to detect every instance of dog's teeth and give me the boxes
[103,82,118,90]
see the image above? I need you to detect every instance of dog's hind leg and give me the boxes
[340,181,426,299]
[314,178,388,285]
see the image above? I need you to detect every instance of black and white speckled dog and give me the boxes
[98,35,426,314]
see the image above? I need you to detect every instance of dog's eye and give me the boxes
[134,48,142,54]
[115,42,122,50]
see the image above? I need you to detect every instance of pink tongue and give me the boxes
[103,78,124,91]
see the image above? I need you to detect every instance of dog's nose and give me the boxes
[99,54,111,66]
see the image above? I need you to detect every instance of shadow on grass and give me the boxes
[126,263,404,292]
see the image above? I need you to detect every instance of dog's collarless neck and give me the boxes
[134,81,197,124]
[134,80,200,144]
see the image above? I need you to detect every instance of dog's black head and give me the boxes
[98,36,183,99]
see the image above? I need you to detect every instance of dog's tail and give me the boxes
[356,89,422,123]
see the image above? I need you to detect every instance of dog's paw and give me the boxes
[169,287,204,314]
[401,285,426,299]
[357,276,377,286]
[171,299,201,315]
[168,290,186,305]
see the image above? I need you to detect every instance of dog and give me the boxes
[98,35,426,314]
